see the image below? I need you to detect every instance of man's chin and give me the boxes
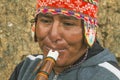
[55,60,69,68]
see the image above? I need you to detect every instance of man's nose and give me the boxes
[49,21,62,43]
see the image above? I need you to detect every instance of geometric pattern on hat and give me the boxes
[36,0,98,24]
[36,0,98,17]
[36,8,98,26]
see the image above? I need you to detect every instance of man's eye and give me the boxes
[63,22,75,26]
[40,19,52,24]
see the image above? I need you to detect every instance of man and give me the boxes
[9,0,120,80]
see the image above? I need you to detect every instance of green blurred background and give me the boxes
[0,0,120,80]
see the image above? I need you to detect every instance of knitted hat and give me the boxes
[34,0,98,46]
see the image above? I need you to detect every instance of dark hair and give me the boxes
[34,14,38,42]
[81,19,88,47]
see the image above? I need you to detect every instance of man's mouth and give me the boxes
[43,45,66,53]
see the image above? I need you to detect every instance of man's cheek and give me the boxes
[36,29,46,40]
[65,35,83,44]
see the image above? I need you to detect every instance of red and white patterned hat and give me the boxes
[35,0,98,46]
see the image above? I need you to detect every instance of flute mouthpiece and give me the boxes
[47,49,59,61]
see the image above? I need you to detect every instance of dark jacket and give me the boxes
[9,42,120,80]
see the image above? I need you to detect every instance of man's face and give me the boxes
[35,13,85,68]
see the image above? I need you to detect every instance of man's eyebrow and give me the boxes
[38,13,53,18]
[60,15,78,20]
[37,13,78,20]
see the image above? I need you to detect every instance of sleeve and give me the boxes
[93,61,120,80]
[9,54,43,80]
[9,61,24,80]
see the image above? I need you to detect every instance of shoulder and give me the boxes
[9,54,43,80]
[18,54,43,68]
[9,60,25,80]
[78,61,120,80]
[26,54,43,60]
[93,61,120,80]
[98,61,120,78]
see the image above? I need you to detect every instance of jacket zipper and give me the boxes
[53,75,58,80]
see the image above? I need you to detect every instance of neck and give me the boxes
[53,66,66,75]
